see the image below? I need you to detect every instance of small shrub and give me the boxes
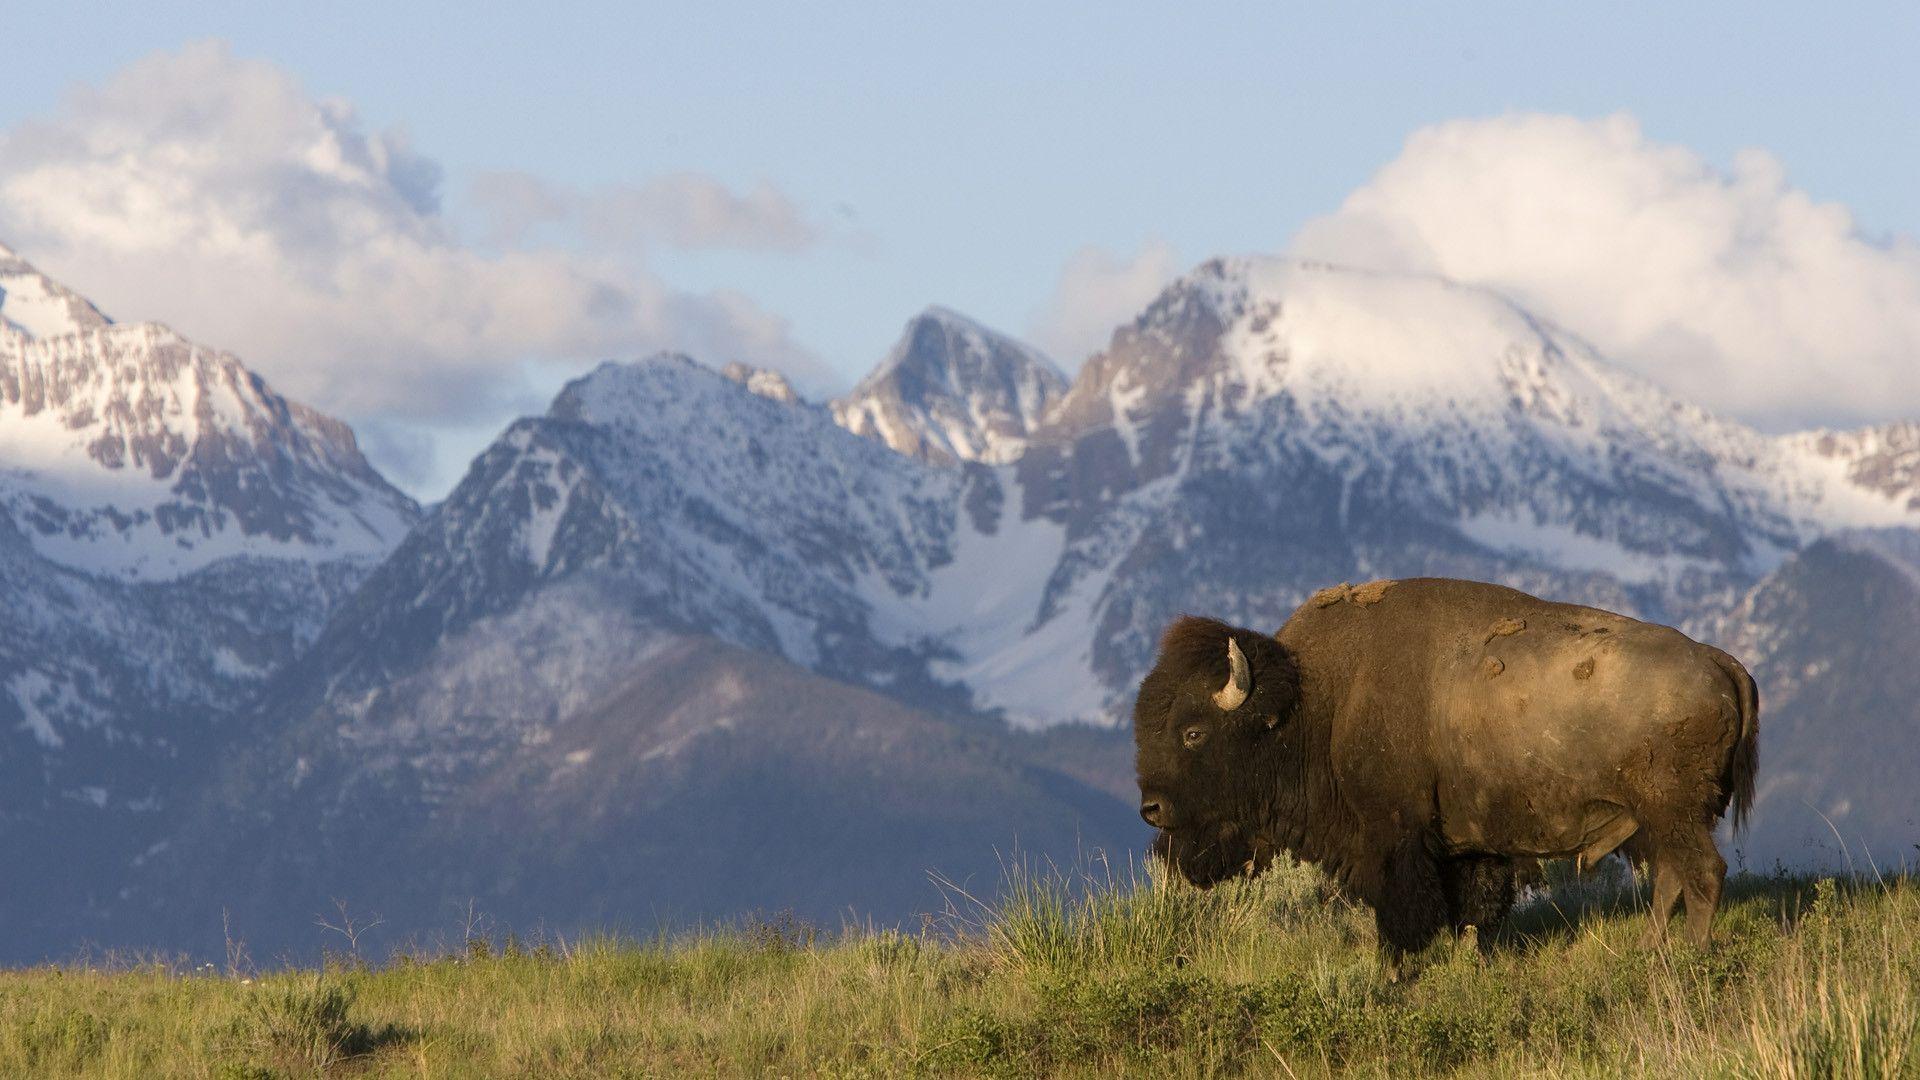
[743,909,820,954]
[919,1009,1039,1074]
[229,974,378,1073]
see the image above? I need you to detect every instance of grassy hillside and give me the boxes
[2,860,1915,1078]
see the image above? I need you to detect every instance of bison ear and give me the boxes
[1212,637,1251,710]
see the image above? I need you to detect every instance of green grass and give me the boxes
[3,859,1917,1077]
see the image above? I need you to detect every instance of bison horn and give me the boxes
[1213,637,1252,711]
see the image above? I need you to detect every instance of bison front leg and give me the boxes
[1375,835,1449,967]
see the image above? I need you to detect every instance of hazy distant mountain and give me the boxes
[0,244,419,956]
[832,306,1067,465]
[1694,529,1920,871]
[138,620,1140,956]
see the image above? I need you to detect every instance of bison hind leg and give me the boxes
[1440,855,1516,946]
[1375,836,1450,959]
[1631,825,1726,949]
[1681,842,1727,948]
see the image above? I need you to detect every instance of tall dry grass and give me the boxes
[1,859,1915,1077]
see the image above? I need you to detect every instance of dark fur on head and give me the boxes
[1138,616,1300,731]
[1133,615,1300,886]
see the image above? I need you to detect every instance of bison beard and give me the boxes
[1150,826,1274,887]
[1134,578,1758,961]
[1153,830,1518,951]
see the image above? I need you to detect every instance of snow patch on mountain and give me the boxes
[0,243,112,340]
[1455,510,1725,585]
[1778,423,1920,512]
[855,467,1107,726]
[1,319,418,580]
[9,670,71,748]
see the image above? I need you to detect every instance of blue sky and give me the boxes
[3,2,1916,494]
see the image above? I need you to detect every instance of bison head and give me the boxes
[1133,615,1299,886]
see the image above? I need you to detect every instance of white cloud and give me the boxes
[470,170,818,252]
[0,40,826,427]
[588,173,817,252]
[1291,112,1920,431]
[1029,239,1181,368]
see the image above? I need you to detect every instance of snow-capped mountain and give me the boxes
[0,245,420,957]
[933,258,1915,728]
[119,353,1132,955]
[276,354,962,710]
[185,257,1920,753]
[1,250,417,581]
[832,306,1068,464]
[0,243,111,339]
[1037,258,1911,567]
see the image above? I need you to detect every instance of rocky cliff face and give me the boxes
[1,312,416,580]
[832,306,1067,465]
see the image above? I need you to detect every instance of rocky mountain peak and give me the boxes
[720,361,800,404]
[0,251,418,581]
[0,244,113,340]
[1016,256,1920,614]
[1045,258,1599,440]
[832,306,1066,465]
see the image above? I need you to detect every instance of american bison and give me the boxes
[1133,578,1758,957]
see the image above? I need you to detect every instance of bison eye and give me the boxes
[1182,726,1208,749]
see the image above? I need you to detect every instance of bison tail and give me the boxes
[1707,647,1760,834]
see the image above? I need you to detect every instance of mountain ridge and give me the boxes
[1,240,1916,959]
[0,246,422,958]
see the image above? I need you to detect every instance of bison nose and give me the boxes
[1139,795,1170,828]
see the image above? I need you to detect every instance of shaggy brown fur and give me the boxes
[1134,578,1759,958]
